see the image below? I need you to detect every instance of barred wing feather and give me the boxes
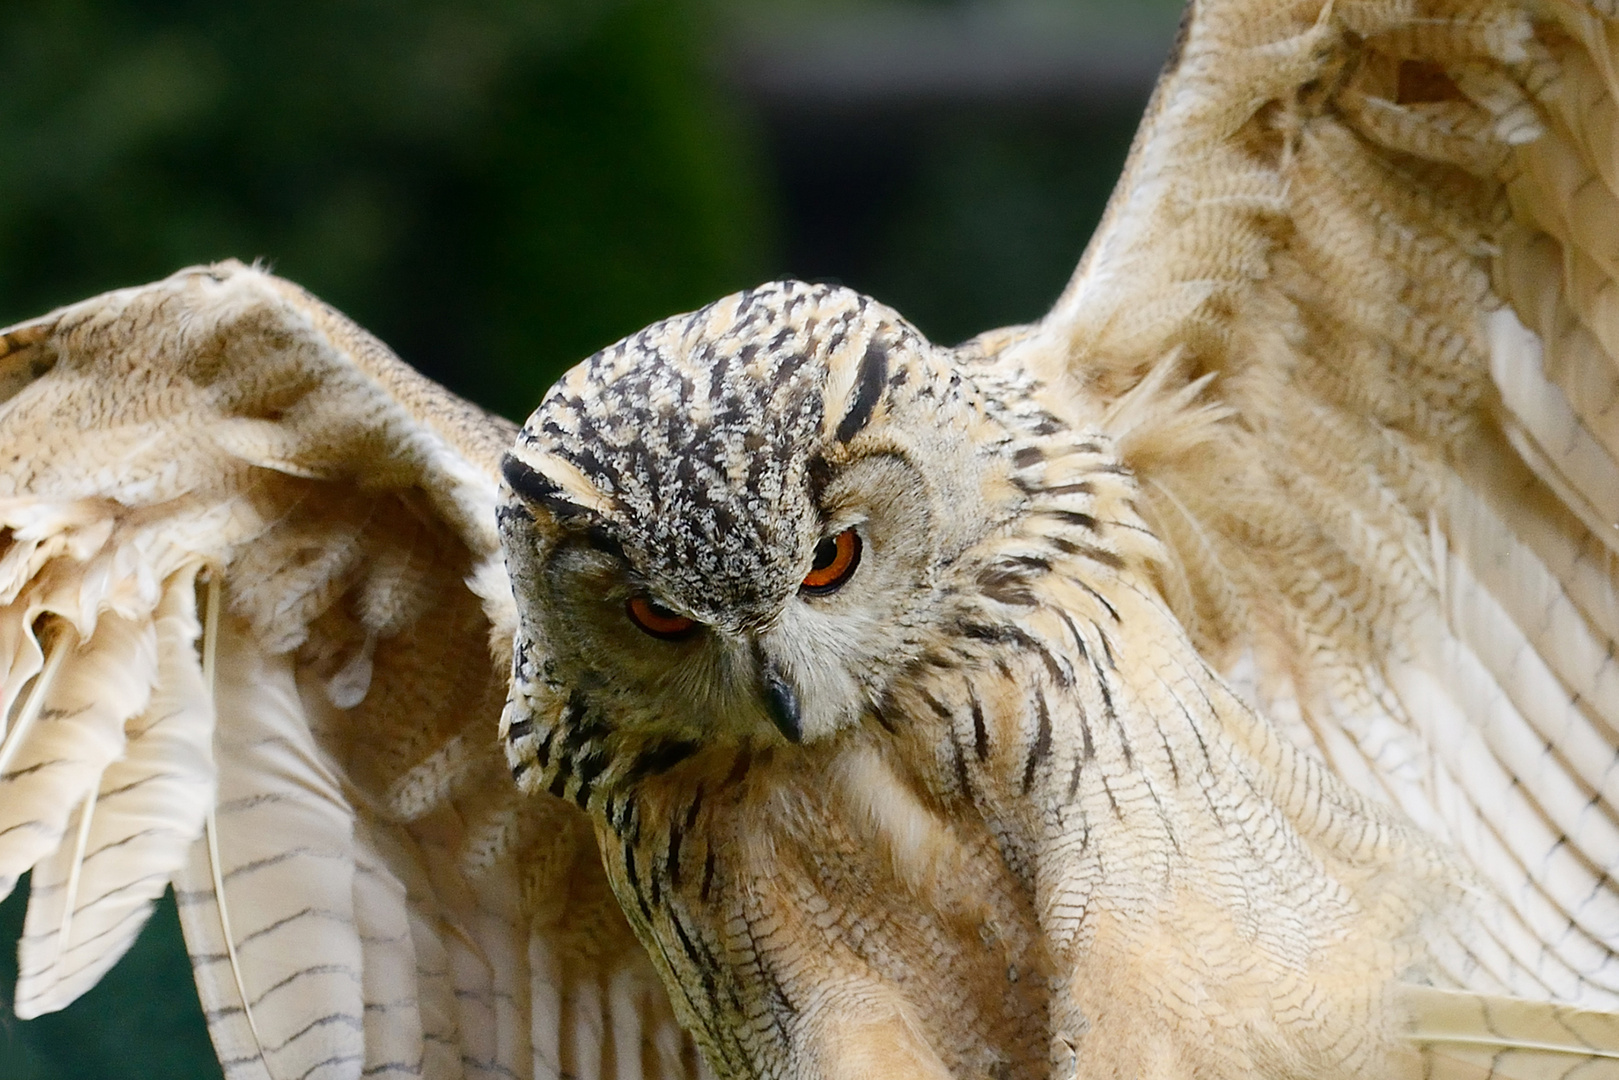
[0,263,698,1080]
[993,0,1619,1071]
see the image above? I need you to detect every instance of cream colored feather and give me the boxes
[17,565,214,1017]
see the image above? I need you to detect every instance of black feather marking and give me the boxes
[970,688,988,761]
[1057,609,1088,659]
[1160,726,1181,786]
[502,454,593,518]
[1042,509,1099,531]
[1096,664,1133,768]
[1071,579,1121,623]
[920,690,954,722]
[958,621,1040,652]
[1097,626,1117,667]
[505,718,532,740]
[951,723,973,795]
[957,619,1067,686]
[1032,636,1071,687]
[573,749,611,808]
[1022,686,1052,794]
[669,907,706,973]
[1101,774,1123,819]
[623,841,654,923]
[494,503,533,528]
[560,693,588,729]
[626,739,701,782]
[1066,758,1084,802]
[1072,543,1125,570]
[835,341,888,442]
[1078,697,1095,763]
[667,820,686,889]
[1095,661,1116,722]
[562,714,609,756]
[685,785,705,830]
[583,525,626,561]
[700,848,718,902]
[806,453,835,506]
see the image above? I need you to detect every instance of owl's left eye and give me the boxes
[626,596,698,640]
[801,528,862,595]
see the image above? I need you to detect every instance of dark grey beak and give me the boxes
[761,665,802,744]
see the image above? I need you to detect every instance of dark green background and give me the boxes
[0,1,1172,1076]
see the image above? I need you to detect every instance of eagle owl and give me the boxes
[495,280,1463,1078]
[3,1,1619,1079]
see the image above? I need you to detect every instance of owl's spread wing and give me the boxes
[0,262,695,1080]
[990,0,1619,1058]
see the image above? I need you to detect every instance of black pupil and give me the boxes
[811,536,839,571]
[646,600,678,620]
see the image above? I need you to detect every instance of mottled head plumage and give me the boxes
[505,280,927,627]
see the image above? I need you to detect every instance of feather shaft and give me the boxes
[0,621,72,777]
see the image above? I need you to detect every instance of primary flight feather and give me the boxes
[4,0,1619,1077]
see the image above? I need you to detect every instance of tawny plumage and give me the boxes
[3,0,1619,1077]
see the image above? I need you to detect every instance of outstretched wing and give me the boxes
[0,262,696,1080]
[994,0,1619,1050]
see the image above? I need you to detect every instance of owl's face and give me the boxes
[499,282,1010,749]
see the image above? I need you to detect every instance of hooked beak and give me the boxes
[760,663,803,744]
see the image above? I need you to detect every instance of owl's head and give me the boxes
[499,282,1012,753]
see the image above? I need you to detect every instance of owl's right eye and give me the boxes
[801,528,861,595]
[626,596,698,640]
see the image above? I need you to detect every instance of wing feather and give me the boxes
[997,0,1619,1057]
[0,612,158,1019]
[177,623,368,1080]
[0,262,697,1078]
[17,566,214,1016]
[1403,985,1619,1078]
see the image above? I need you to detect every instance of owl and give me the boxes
[495,282,1464,1079]
[3,0,1619,1079]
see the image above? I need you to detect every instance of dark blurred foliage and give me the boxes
[0,1,1167,1077]
[765,104,1140,346]
[1,878,218,1080]
[0,0,769,416]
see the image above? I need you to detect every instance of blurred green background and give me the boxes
[0,0,1179,1076]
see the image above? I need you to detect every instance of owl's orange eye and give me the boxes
[801,528,861,595]
[626,596,698,640]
